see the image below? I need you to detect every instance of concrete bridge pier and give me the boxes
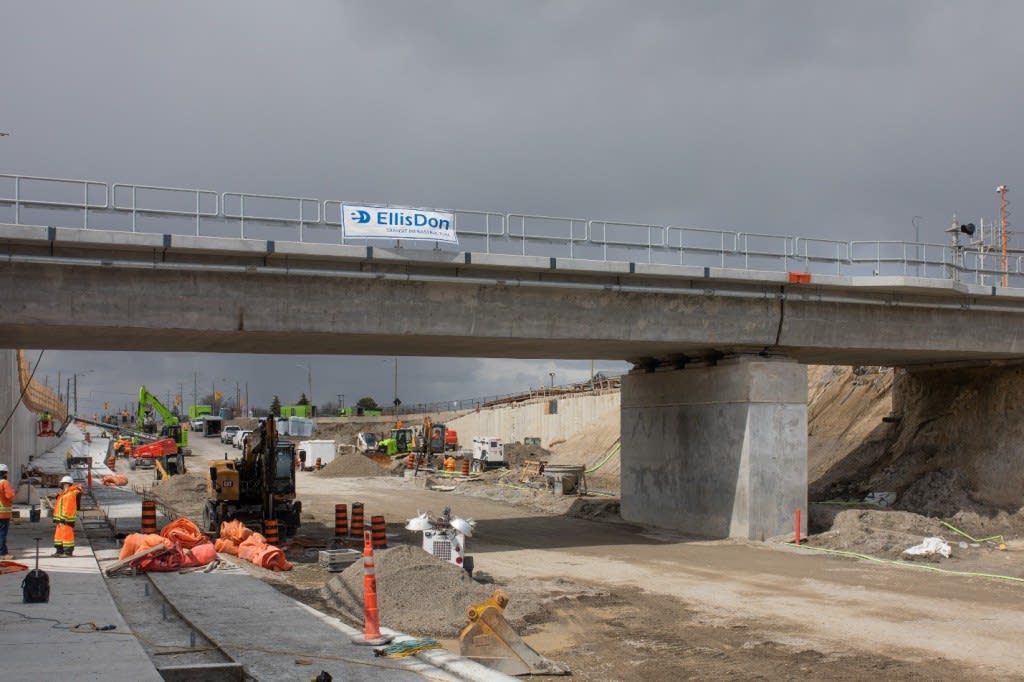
[620,355,807,540]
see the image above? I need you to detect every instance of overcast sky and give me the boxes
[4,2,1024,415]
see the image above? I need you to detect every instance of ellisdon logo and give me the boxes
[349,209,451,230]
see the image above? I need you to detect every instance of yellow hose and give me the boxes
[586,439,620,474]
[938,520,1005,545]
[797,544,1024,584]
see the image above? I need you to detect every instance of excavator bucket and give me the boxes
[459,591,569,676]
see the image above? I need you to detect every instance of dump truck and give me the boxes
[204,415,301,537]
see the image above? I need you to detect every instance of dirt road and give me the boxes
[141,434,1023,681]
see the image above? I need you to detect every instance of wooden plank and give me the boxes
[102,543,169,576]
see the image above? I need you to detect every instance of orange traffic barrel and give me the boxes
[350,502,365,538]
[263,519,280,546]
[405,454,415,469]
[316,457,322,471]
[141,500,157,534]
[461,459,470,476]
[335,503,349,538]
[371,515,387,549]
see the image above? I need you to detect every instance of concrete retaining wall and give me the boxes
[0,349,40,485]
[447,390,620,448]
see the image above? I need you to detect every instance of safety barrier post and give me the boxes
[263,519,280,546]
[371,515,387,549]
[334,503,348,539]
[141,499,157,534]
[350,502,364,538]
[350,530,393,646]
[795,509,801,546]
[87,460,93,491]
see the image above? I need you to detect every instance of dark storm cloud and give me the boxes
[4,2,1024,409]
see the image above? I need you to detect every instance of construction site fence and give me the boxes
[2,172,1021,288]
[17,350,67,422]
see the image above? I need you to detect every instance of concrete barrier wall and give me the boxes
[447,390,620,448]
[0,349,40,484]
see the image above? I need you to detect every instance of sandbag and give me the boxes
[250,545,292,571]
[101,475,129,487]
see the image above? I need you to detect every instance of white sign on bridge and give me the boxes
[342,203,457,244]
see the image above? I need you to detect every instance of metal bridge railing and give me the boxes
[112,183,218,234]
[2,171,1023,288]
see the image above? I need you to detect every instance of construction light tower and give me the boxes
[997,185,1010,287]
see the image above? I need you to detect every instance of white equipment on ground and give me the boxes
[356,432,377,453]
[296,440,336,470]
[471,436,506,472]
[405,507,476,576]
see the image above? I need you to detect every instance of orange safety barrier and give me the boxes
[350,502,365,538]
[141,500,158,534]
[118,533,172,561]
[371,515,387,549]
[788,271,812,284]
[351,530,392,646]
[0,560,29,574]
[216,520,292,571]
[335,504,348,538]
[160,517,207,548]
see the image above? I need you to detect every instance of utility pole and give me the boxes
[193,372,198,413]
[73,374,78,414]
[997,185,1010,287]
[245,383,249,418]
[393,358,400,414]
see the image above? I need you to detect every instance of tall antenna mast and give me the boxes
[997,185,1010,287]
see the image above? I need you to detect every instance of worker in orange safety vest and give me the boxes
[50,476,83,557]
[0,463,14,560]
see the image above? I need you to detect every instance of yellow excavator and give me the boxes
[204,417,301,536]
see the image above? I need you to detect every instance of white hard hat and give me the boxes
[60,475,73,485]
[0,463,8,473]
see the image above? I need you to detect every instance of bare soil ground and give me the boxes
[127,369,1024,680]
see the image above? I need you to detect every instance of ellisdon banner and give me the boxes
[342,203,457,243]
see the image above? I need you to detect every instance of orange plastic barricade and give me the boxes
[160,518,207,548]
[118,533,172,561]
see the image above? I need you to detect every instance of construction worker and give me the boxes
[443,454,456,473]
[50,475,82,557]
[0,464,14,560]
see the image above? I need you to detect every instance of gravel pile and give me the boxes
[321,545,532,637]
[150,473,209,517]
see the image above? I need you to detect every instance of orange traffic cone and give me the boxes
[351,530,393,646]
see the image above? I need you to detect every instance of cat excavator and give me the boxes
[204,416,301,537]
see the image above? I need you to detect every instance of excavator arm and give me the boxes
[137,385,187,450]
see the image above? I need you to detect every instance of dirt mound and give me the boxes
[316,452,388,478]
[504,443,550,466]
[150,472,208,516]
[321,545,538,637]
[808,509,947,559]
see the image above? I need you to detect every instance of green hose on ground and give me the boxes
[586,439,620,474]
[939,520,1005,545]
[796,544,1024,584]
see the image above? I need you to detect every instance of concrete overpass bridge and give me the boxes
[3,172,1024,539]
